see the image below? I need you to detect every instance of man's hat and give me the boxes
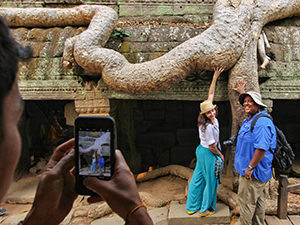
[239,91,267,108]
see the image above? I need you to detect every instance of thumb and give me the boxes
[83,177,111,196]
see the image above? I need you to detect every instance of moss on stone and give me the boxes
[180,6,211,15]
[151,5,174,15]
[119,41,131,53]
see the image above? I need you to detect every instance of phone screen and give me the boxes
[78,128,112,178]
[75,116,116,195]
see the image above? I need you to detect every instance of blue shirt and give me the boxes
[234,110,276,182]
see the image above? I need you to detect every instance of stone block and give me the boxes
[91,213,123,225]
[154,147,170,166]
[170,146,195,166]
[173,5,214,16]
[64,102,78,126]
[165,110,184,128]
[144,109,165,120]
[139,147,154,168]
[176,128,198,146]
[183,101,199,127]
[168,201,230,225]
[166,100,183,111]
[148,207,169,225]
[120,25,152,42]
[11,28,30,42]
[136,132,176,148]
[143,101,166,110]
[280,124,300,143]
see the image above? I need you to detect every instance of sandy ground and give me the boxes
[0,174,191,224]
[0,170,236,224]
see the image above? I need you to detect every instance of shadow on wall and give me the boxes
[272,100,300,177]
[132,100,231,172]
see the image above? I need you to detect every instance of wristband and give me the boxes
[125,203,146,224]
[247,165,254,171]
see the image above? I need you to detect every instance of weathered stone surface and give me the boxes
[176,128,198,146]
[171,146,195,166]
[0,8,297,102]
[168,201,231,225]
[136,132,176,148]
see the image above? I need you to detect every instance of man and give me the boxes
[233,88,276,225]
[0,16,153,225]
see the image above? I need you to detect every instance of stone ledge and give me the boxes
[168,201,231,225]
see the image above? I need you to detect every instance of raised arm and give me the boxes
[207,67,224,102]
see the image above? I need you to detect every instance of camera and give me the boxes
[75,116,116,195]
[223,136,236,147]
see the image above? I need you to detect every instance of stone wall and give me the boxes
[2,1,299,101]
[12,16,300,101]
[260,17,300,100]
[133,100,231,171]
[1,0,216,24]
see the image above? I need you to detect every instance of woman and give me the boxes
[186,67,224,216]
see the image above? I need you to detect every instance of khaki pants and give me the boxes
[238,176,266,225]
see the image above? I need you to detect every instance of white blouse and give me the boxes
[199,118,221,150]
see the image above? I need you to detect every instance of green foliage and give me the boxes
[112,29,131,38]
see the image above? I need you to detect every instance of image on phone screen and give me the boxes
[78,129,111,178]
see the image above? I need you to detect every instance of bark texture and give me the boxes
[2,1,299,95]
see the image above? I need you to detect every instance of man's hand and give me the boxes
[245,168,253,181]
[84,150,154,225]
[232,79,246,94]
[23,139,77,225]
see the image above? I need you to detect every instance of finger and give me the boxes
[83,177,111,195]
[51,139,75,162]
[87,196,104,204]
[114,150,129,170]
[51,149,75,174]
[83,150,128,193]
[47,139,75,169]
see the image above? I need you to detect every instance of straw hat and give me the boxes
[200,100,216,114]
[239,91,267,108]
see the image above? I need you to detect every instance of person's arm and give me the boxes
[207,67,224,102]
[244,149,266,181]
[22,139,77,225]
[84,150,154,225]
[208,143,224,162]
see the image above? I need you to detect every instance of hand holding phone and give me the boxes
[75,116,116,195]
[83,150,154,225]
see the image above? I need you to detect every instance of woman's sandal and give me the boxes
[199,211,215,217]
[187,209,200,215]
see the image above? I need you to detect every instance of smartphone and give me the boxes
[75,116,116,195]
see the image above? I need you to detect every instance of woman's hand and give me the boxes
[208,67,225,102]
[23,139,77,225]
[220,154,224,162]
[213,67,225,78]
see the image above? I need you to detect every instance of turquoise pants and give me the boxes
[186,145,221,213]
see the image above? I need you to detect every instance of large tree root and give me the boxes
[2,1,299,94]
[136,165,193,182]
